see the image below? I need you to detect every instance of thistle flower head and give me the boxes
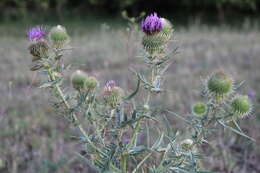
[141,14,173,54]
[27,26,46,41]
[103,81,124,108]
[231,95,252,118]
[49,25,70,48]
[192,103,207,117]
[71,70,88,91]
[206,71,233,99]
[141,13,163,35]
[105,80,116,91]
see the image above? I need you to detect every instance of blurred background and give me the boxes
[0,0,260,173]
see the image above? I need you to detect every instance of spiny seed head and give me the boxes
[28,40,49,59]
[49,25,70,48]
[206,71,233,99]
[231,95,252,118]
[141,13,163,35]
[103,81,124,108]
[180,139,193,150]
[71,70,88,91]
[27,26,46,41]
[85,76,99,90]
[192,103,207,117]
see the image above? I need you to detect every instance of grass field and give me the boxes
[0,21,260,173]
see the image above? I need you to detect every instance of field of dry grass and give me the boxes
[0,22,260,173]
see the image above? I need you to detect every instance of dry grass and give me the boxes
[0,22,260,173]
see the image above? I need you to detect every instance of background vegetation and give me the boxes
[1,0,260,22]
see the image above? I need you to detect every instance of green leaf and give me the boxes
[151,132,164,150]
[39,79,61,88]
[218,120,255,142]
[166,110,193,126]
[128,145,148,155]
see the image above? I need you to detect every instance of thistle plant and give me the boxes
[26,14,254,173]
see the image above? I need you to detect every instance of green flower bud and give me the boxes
[85,76,99,90]
[71,70,88,91]
[231,95,252,118]
[192,103,207,117]
[143,104,150,111]
[28,40,49,59]
[207,71,233,100]
[161,18,173,41]
[49,25,70,48]
[180,139,193,150]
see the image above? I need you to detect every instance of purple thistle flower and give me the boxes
[105,80,116,88]
[103,80,116,93]
[141,13,163,35]
[27,26,46,41]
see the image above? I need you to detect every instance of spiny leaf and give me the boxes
[128,145,148,155]
[151,132,164,150]
[218,120,255,142]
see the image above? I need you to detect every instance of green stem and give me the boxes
[121,154,128,173]
[47,68,104,155]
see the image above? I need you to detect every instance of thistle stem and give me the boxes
[47,68,104,155]
[121,154,128,173]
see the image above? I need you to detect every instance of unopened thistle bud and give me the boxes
[71,70,88,91]
[231,95,252,118]
[206,71,233,100]
[192,103,207,117]
[49,25,70,48]
[85,76,99,90]
[180,139,193,150]
[143,104,150,111]
[161,18,173,41]
[103,81,124,108]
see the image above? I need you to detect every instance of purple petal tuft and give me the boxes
[141,13,163,34]
[27,26,46,41]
